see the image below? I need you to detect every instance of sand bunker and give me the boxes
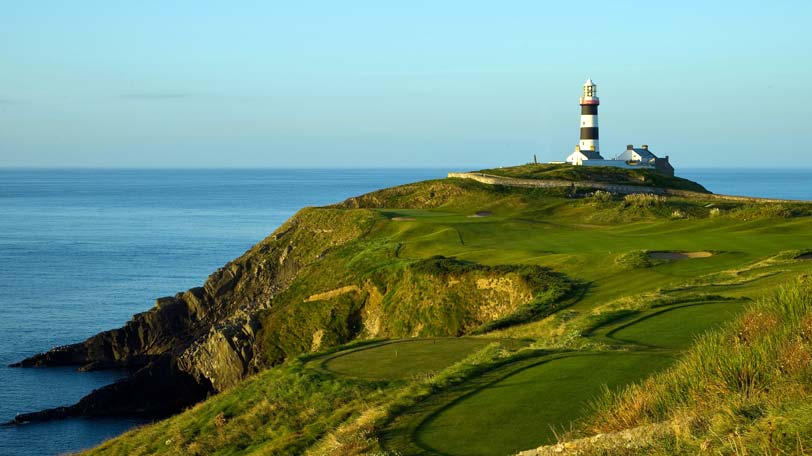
[648,251,713,261]
[391,217,416,221]
[467,211,493,218]
[797,253,812,260]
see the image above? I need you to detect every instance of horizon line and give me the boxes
[1,165,812,171]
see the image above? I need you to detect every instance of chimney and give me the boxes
[626,144,633,150]
[641,144,649,150]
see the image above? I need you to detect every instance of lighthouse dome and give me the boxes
[582,78,597,98]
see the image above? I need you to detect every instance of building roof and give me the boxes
[584,78,594,86]
[631,148,656,160]
[581,151,604,160]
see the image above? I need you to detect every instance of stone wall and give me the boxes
[447,172,805,204]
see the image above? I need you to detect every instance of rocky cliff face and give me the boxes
[9,182,573,423]
[9,207,375,422]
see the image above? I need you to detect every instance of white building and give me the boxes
[565,149,604,165]
[563,79,674,176]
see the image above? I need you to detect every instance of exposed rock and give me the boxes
[10,293,201,370]
[8,194,572,424]
[361,282,385,338]
[475,276,533,322]
[305,285,361,303]
[9,207,370,421]
[7,354,212,424]
[176,308,264,392]
[310,329,325,352]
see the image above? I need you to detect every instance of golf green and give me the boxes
[320,338,494,380]
[608,302,746,349]
[415,352,674,455]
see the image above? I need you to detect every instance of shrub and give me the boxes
[409,256,483,276]
[729,203,812,220]
[589,190,614,205]
[709,207,722,218]
[615,250,654,270]
[623,193,666,208]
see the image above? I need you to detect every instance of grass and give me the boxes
[316,338,499,381]
[579,280,812,455]
[386,205,810,280]
[257,251,574,365]
[606,301,747,349]
[475,163,709,193]
[80,175,812,455]
[86,361,381,456]
[413,352,675,456]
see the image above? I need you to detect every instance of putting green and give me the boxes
[320,338,495,380]
[415,352,674,456]
[608,302,746,349]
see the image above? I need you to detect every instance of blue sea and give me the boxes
[0,168,809,455]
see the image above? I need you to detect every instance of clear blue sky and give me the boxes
[1,1,810,168]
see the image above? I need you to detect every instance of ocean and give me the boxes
[0,168,808,455]
[680,169,812,201]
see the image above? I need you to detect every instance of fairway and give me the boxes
[414,352,675,455]
[319,338,496,380]
[608,302,746,349]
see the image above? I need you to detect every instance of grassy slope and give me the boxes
[314,338,498,381]
[476,163,710,193]
[88,360,381,456]
[257,253,573,364]
[415,352,675,455]
[607,302,745,349]
[578,281,812,455]
[83,171,812,456]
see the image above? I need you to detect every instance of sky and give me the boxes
[1,1,810,168]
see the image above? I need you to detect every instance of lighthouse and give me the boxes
[565,79,605,164]
[579,78,600,152]
[562,79,675,175]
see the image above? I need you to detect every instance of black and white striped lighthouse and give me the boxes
[579,78,600,152]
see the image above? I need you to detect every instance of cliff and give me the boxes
[9,179,574,422]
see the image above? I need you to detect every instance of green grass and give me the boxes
[414,352,675,455]
[475,163,709,193]
[317,338,499,380]
[580,281,812,455]
[606,301,747,349]
[86,361,380,456]
[80,176,812,456]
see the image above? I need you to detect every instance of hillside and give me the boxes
[10,169,812,455]
[476,163,710,193]
[522,280,812,455]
